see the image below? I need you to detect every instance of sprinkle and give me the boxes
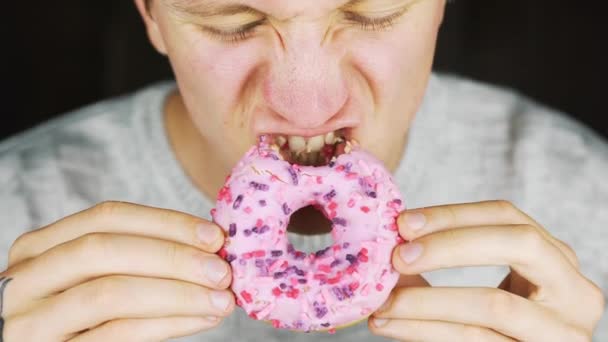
[321,322,331,327]
[287,166,299,185]
[318,264,332,273]
[327,276,341,284]
[366,191,377,198]
[244,206,252,214]
[336,165,345,172]
[240,290,253,303]
[298,278,307,284]
[226,254,237,262]
[346,172,358,180]
[244,229,252,237]
[316,176,323,184]
[347,198,356,208]
[376,283,384,291]
[218,248,227,259]
[314,306,328,318]
[279,283,287,290]
[360,206,370,213]
[345,254,357,264]
[273,271,286,279]
[252,250,266,257]
[259,199,267,207]
[271,250,283,257]
[332,217,347,226]
[323,189,337,201]
[249,181,270,191]
[282,203,292,215]
[271,319,281,328]
[328,202,338,210]
[228,223,237,237]
[330,259,341,267]
[272,287,282,297]
[286,288,300,299]
[296,268,306,276]
[232,194,243,209]
[342,242,350,248]
[358,253,369,263]
[258,225,270,234]
[315,246,331,258]
[349,281,360,291]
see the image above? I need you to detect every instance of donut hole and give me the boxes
[286,205,334,253]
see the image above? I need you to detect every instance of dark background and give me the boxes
[4,1,607,139]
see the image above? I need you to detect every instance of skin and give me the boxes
[0,0,603,341]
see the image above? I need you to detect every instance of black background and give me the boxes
[4,1,607,140]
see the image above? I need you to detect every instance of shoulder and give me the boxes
[0,81,175,231]
[431,72,608,193]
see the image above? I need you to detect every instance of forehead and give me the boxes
[165,0,402,19]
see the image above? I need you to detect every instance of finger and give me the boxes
[67,316,222,342]
[392,225,575,293]
[374,286,580,341]
[368,317,516,342]
[8,233,231,311]
[26,275,234,339]
[395,274,430,288]
[397,201,579,267]
[9,201,223,267]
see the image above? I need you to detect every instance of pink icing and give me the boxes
[211,138,404,332]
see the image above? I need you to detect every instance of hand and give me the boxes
[0,201,235,341]
[369,200,605,341]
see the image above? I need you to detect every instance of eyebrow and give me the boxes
[167,1,261,17]
[168,0,371,18]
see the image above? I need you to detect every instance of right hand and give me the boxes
[0,201,235,341]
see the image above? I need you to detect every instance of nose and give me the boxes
[262,28,348,129]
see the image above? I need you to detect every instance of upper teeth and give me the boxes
[283,131,340,153]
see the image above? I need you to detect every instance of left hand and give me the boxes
[369,200,605,341]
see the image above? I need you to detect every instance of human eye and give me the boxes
[201,19,266,43]
[343,5,410,31]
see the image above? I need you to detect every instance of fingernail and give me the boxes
[373,318,389,328]
[399,243,423,264]
[204,258,229,284]
[405,212,426,231]
[197,223,219,245]
[210,291,232,311]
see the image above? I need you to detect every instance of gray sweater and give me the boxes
[1,73,606,340]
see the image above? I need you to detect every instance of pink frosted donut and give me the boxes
[211,136,404,332]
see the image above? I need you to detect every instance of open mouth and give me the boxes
[265,129,357,167]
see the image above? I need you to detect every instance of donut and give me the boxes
[211,135,404,332]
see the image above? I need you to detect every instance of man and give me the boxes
[0,0,605,341]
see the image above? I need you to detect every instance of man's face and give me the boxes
[144,0,445,174]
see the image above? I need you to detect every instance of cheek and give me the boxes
[165,26,264,124]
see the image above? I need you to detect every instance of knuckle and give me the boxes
[76,232,113,259]
[8,232,32,266]
[513,224,545,256]
[493,199,517,212]
[91,200,127,218]
[81,276,129,308]
[556,239,580,268]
